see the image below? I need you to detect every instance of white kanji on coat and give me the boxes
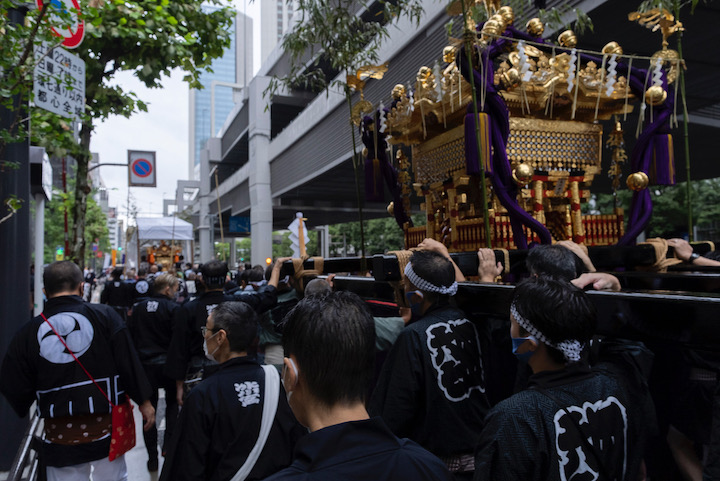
[234,381,261,407]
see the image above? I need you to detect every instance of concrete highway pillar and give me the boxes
[248,76,273,266]
[198,147,213,262]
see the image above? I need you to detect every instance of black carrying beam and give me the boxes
[327,276,720,354]
[281,251,720,294]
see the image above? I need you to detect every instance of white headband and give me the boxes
[404,262,458,296]
[510,303,584,362]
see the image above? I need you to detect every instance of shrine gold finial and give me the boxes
[628,8,683,49]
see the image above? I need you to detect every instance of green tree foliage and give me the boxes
[328,214,425,256]
[593,179,720,239]
[2,0,236,267]
[44,189,109,265]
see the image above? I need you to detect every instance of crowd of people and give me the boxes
[1,237,718,481]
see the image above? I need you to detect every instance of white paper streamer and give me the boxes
[567,48,577,92]
[652,56,663,87]
[605,53,617,97]
[517,41,533,82]
[378,101,387,134]
[408,84,415,113]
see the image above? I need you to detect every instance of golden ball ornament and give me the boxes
[558,30,578,48]
[602,41,623,55]
[626,172,649,191]
[497,6,514,27]
[482,18,503,39]
[645,85,667,106]
[526,18,544,37]
[512,163,534,186]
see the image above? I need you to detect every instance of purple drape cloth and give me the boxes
[360,114,412,229]
[457,26,553,248]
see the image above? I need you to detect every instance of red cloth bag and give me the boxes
[109,398,136,461]
[41,313,136,461]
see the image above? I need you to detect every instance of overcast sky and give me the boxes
[92,0,260,223]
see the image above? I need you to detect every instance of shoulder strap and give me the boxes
[533,387,614,480]
[230,364,280,481]
[40,313,114,407]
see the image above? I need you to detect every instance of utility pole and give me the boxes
[0,5,32,469]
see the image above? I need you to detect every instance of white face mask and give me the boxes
[203,331,220,362]
[282,358,298,403]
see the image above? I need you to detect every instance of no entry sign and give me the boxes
[36,0,85,49]
[128,150,157,187]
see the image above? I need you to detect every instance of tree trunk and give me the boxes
[70,120,93,268]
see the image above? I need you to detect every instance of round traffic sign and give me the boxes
[36,0,85,49]
[131,158,153,178]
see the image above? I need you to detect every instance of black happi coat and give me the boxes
[264,417,452,481]
[0,295,151,466]
[370,304,490,457]
[474,363,646,481]
[164,287,278,380]
[127,294,180,362]
[160,356,304,481]
[100,279,133,307]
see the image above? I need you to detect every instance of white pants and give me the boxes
[46,455,127,481]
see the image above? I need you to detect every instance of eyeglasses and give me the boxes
[201,326,218,336]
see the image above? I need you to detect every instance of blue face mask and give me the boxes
[405,290,424,318]
[511,336,537,363]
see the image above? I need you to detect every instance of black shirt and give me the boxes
[128,294,180,363]
[264,417,452,481]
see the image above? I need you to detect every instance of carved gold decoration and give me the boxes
[443,46,457,64]
[606,119,627,192]
[387,202,394,217]
[628,8,683,49]
[351,99,374,126]
[627,171,650,191]
[507,119,602,177]
[651,48,681,84]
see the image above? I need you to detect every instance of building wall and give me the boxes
[189,9,253,179]
[260,0,296,68]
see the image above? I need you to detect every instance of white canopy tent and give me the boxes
[125,217,194,269]
[135,216,193,241]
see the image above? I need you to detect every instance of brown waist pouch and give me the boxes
[44,412,113,445]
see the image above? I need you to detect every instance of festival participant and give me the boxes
[265,291,451,481]
[478,242,622,291]
[0,261,154,481]
[370,250,490,479]
[127,273,182,471]
[668,238,720,267]
[101,266,133,321]
[165,259,282,406]
[474,277,647,481]
[160,302,303,481]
